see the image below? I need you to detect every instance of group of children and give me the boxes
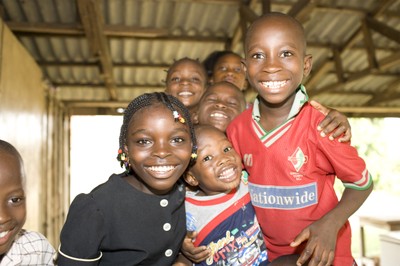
[1,12,372,266]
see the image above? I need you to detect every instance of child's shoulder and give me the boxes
[11,229,55,259]
[15,229,53,246]
[298,102,326,126]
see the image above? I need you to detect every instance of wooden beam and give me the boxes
[261,0,271,14]
[77,0,117,100]
[53,83,164,88]
[287,0,313,23]
[305,60,334,90]
[379,52,400,70]
[361,19,379,70]
[5,21,226,42]
[366,78,400,106]
[239,4,259,24]
[334,106,400,115]
[366,16,400,44]
[39,61,170,68]
[332,46,345,83]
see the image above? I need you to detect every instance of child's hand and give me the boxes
[181,231,211,263]
[290,217,338,266]
[310,100,351,143]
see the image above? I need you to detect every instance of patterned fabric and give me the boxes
[185,171,269,266]
[0,230,55,266]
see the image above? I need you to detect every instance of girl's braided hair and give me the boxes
[117,92,197,170]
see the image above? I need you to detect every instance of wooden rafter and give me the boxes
[361,19,379,70]
[76,0,117,101]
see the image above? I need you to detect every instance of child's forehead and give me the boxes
[246,14,305,47]
[206,83,243,99]
[0,152,25,183]
[170,59,204,71]
[196,126,225,142]
[216,53,241,63]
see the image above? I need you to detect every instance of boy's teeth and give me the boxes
[179,91,193,96]
[262,81,286,88]
[0,231,9,238]
[210,113,227,118]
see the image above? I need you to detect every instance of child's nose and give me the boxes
[215,99,227,109]
[264,57,281,73]
[218,155,231,166]
[153,142,171,158]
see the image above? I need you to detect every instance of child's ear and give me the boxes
[303,54,313,78]
[184,172,199,187]
[241,59,247,72]
[192,112,199,125]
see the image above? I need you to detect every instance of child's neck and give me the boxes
[259,99,295,132]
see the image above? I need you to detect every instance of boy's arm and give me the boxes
[310,100,351,143]
[180,231,211,263]
[291,184,373,266]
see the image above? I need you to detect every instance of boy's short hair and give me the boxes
[244,12,307,53]
[0,139,26,185]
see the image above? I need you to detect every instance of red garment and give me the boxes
[227,103,371,265]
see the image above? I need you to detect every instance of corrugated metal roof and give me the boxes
[1,0,399,116]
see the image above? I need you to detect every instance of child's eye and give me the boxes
[137,139,151,145]
[224,147,232,153]
[171,137,184,143]
[191,77,201,83]
[9,196,25,205]
[281,51,293,57]
[205,96,217,102]
[251,53,264,59]
[228,101,238,107]
[202,155,213,162]
[171,77,180,82]
[234,67,242,73]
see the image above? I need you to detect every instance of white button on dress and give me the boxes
[163,223,171,231]
[160,199,168,207]
[165,249,173,257]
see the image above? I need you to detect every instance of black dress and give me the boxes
[57,173,186,265]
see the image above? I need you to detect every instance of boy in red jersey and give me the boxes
[226,12,373,266]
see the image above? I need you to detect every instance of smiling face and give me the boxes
[194,81,246,132]
[212,53,247,90]
[0,149,26,255]
[125,104,193,195]
[185,125,242,196]
[165,59,208,112]
[243,13,312,107]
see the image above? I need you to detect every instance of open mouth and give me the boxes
[210,112,228,119]
[218,167,237,181]
[0,230,10,238]
[146,165,176,173]
[178,91,194,96]
[260,80,287,89]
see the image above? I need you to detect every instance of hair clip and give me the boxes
[173,110,186,124]
[191,153,197,159]
[117,149,129,169]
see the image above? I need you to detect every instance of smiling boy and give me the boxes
[227,12,373,265]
